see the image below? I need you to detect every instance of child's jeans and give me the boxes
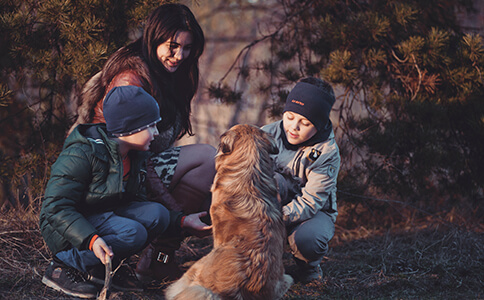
[287,210,335,269]
[56,201,169,272]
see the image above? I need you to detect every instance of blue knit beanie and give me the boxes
[103,86,161,137]
[283,81,335,130]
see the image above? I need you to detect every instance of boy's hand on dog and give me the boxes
[92,237,114,264]
[183,211,212,237]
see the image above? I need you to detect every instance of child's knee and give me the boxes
[295,235,329,261]
[122,223,149,248]
[290,224,332,262]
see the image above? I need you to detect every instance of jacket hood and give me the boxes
[65,123,120,163]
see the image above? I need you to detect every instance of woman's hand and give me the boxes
[182,211,212,237]
[92,237,114,264]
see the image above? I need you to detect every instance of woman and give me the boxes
[70,3,215,281]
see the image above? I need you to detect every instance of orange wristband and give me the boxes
[89,234,99,251]
[180,216,186,228]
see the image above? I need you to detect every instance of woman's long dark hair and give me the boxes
[141,3,205,138]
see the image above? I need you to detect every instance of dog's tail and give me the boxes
[166,284,221,300]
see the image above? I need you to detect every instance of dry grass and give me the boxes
[0,202,482,300]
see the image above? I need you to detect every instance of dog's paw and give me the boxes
[273,274,293,299]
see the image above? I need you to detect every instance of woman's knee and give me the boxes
[197,143,216,158]
[199,143,216,164]
[175,144,216,189]
[189,144,215,177]
[179,144,216,169]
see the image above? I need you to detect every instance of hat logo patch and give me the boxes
[291,99,305,106]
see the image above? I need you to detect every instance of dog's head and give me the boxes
[218,124,278,157]
[213,124,279,193]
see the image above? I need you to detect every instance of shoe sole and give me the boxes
[135,271,178,282]
[89,276,144,292]
[42,276,97,299]
[135,271,153,282]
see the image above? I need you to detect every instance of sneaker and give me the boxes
[42,260,99,299]
[292,264,322,284]
[88,263,144,292]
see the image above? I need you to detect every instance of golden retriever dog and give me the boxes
[165,124,293,300]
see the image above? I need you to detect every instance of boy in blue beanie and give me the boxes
[39,86,211,298]
[262,77,340,283]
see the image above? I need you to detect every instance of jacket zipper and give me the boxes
[292,148,305,177]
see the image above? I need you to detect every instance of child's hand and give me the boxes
[92,237,114,264]
[182,211,212,237]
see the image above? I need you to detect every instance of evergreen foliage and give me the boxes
[0,0,172,208]
[211,0,483,214]
[0,0,482,216]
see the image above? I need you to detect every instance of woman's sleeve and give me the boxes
[91,71,146,124]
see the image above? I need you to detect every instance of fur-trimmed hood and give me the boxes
[70,47,181,152]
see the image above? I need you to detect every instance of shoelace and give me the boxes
[65,267,89,283]
[113,265,138,281]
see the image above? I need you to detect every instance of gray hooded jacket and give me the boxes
[262,120,340,225]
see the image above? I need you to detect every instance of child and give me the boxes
[39,86,211,298]
[262,77,340,283]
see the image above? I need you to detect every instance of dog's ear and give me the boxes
[219,129,238,154]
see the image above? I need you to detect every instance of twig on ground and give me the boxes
[97,257,126,300]
[97,256,112,300]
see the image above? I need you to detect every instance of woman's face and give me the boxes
[282,111,318,145]
[156,30,193,73]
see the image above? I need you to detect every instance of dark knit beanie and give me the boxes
[103,86,161,137]
[283,81,335,131]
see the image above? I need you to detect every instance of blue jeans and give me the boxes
[56,201,169,272]
[287,210,335,268]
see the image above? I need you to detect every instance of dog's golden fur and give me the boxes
[165,124,293,300]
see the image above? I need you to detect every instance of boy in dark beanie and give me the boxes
[39,86,211,298]
[262,77,340,283]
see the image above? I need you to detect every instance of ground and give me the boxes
[0,207,482,299]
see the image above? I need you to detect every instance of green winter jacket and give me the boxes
[39,123,151,255]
